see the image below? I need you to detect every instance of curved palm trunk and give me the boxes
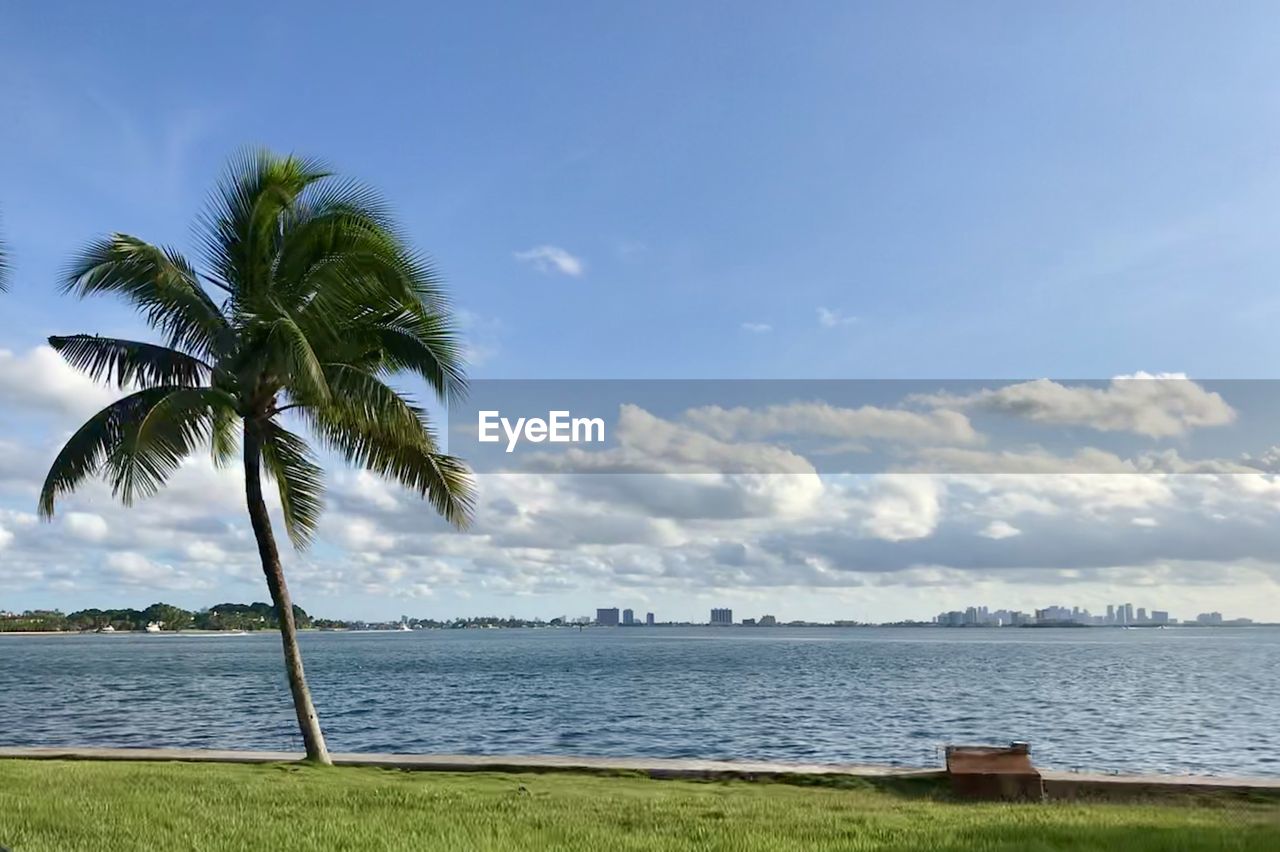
[243,426,332,765]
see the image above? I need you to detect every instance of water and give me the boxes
[2,626,1277,776]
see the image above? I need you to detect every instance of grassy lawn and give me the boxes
[0,760,1277,851]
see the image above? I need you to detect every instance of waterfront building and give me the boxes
[710,608,733,625]
[741,617,757,626]
[646,612,655,626]
[622,608,635,626]
[759,615,777,626]
[1151,610,1170,624]
[596,608,620,627]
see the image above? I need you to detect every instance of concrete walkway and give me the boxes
[2,747,1279,798]
[0,746,936,780]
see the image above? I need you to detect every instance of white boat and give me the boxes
[98,625,115,633]
[398,623,412,631]
[144,622,162,633]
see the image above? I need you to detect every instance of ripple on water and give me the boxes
[1,627,1278,775]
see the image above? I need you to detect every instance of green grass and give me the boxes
[0,760,1276,851]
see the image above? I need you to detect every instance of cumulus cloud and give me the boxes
[64,512,109,543]
[858,475,942,541]
[524,404,819,475]
[979,520,1021,539]
[514,245,585,277]
[817,307,857,328]
[911,375,1235,437]
[0,346,120,420]
[104,551,214,590]
[684,401,979,448]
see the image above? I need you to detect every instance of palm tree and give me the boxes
[38,150,475,764]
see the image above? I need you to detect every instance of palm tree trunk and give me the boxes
[243,425,332,765]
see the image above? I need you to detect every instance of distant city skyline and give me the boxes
[935,602,1253,628]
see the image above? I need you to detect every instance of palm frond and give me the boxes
[39,387,233,516]
[303,389,474,529]
[302,298,466,402]
[211,404,240,468]
[368,310,467,401]
[268,313,331,405]
[312,364,429,446]
[198,148,330,313]
[63,237,229,357]
[105,387,239,504]
[48,335,212,389]
[40,388,172,518]
[256,420,324,548]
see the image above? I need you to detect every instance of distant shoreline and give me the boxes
[3,623,1277,637]
[0,629,265,637]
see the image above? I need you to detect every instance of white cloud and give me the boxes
[912,375,1235,438]
[858,475,942,542]
[685,401,979,448]
[978,520,1022,540]
[104,551,212,590]
[64,512,109,543]
[455,309,503,367]
[184,540,229,562]
[514,245,585,277]
[817,307,857,328]
[740,322,772,333]
[0,346,119,420]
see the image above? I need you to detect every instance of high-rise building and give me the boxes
[1137,607,1147,623]
[1151,610,1170,624]
[759,615,777,626]
[1124,603,1134,625]
[710,608,733,625]
[1106,604,1115,625]
[622,608,635,625]
[596,608,619,627]
[645,612,655,626]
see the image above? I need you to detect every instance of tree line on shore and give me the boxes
[0,601,314,633]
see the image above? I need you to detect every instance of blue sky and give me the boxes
[2,2,1280,622]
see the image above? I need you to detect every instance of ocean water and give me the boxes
[1,626,1277,776]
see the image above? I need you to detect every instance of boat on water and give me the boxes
[398,623,412,631]
[144,622,162,633]
[97,625,115,633]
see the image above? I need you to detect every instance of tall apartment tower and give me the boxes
[622,608,635,625]
[596,608,620,627]
[710,608,733,625]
